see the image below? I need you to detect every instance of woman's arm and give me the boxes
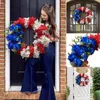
[50,29,59,42]
[55,25,60,41]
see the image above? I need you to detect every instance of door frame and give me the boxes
[5,0,60,92]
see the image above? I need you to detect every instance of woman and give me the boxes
[21,3,59,100]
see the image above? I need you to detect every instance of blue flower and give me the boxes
[74,9,81,22]
[6,34,13,41]
[10,24,17,31]
[74,14,80,18]
[14,31,24,36]
[8,42,13,49]
[84,46,95,55]
[75,9,81,13]
[81,36,96,48]
[13,43,21,50]
[13,35,22,42]
[77,47,85,57]
[88,48,95,54]
[15,24,22,30]
[74,14,80,21]
[6,34,22,43]
[76,75,81,85]
[20,31,24,35]
[72,45,83,54]
[73,57,83,67]
[68,53,76,62]
[74,17,80,21]
[90,39,96,48]
[82,53,88,61]
[9,24,14,31]
[9,24,22,32]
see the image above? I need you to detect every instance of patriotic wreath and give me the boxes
[74,6,93,24]
[6,17,52,59]
[76,73,89,86]
[68,34,100,67]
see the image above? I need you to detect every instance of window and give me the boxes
[67,0,100,33]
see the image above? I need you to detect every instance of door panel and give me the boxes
[73,68,90,100]
[10,0,55,86]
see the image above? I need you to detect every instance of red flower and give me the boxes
[35,25,48,34]
[79,73,81,76]
[28,17,36,28]
[36,34,50,39]
[85,81,88,85]
[87,18,91,23]
[89,34,100,50]
[83,6,86,12]
[80,82,84,86]
[36,32,43,38]
[85,75,89,79]
[87,10,92,16]
[95,34,100,45]
[37,43,45,53]
[82,73,84,77]
[84,18,86,24]
[89,34,96,39]
[14,17,25,27]
[29,45,34,58]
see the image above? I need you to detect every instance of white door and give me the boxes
[73,68,90,100]
[67,67,90,100]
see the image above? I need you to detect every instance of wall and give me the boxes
[0,0,5,99]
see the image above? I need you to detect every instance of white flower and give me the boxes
[87,15,92,19]
[33,39,40,45]
[20,47,30,58]
[45,23,51,28]
[81,77,85,82]
[33,19,44,30]
[40,35,51,47]
[9,30,13,34]
[85,8,89,12]
[34,34,38,39]
[24,18,29,28]
[81,7,84,11]
[33,46,40,58]
[80,19,84,24]
[33,35,51,47]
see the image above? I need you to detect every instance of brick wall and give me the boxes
[59,0,67,100]
[0,0,5,100]
[0,0,67,100]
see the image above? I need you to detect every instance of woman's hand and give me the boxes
[50,37,59,42]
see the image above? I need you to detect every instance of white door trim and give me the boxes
[5,0,60,92]
[5,0,10,91]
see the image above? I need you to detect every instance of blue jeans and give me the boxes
[21,42,56,100]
